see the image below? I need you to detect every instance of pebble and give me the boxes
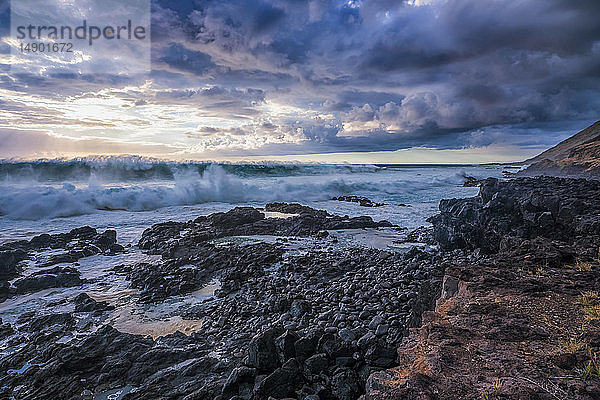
[375,324,389,336]
[368,316,384,330]
[338,328,356,343]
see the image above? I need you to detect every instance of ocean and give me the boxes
[0,157,509,244]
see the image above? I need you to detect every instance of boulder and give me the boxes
[14,266,84,294]
[247,329,281,372]
[0,249,27,279]
[275,330,299,363]
[253,359,300,399]
[331,369,360,400]
[222,366,257,399]
[73,293,114,313]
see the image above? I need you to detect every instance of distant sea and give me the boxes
[0,157,508,244]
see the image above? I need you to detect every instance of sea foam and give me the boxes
[0,160,479,220]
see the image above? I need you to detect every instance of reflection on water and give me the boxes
[93,384,136,400]
[0,245,221,346]
[108,307,203,340]
[106,280,220,339]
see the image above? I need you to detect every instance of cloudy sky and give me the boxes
[0,0,599,162]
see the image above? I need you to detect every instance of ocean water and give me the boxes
[0,158,513,343]
[0,158,509,244]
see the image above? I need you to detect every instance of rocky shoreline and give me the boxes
[364,176,600,400]
[0,177,599,399]
[0,201,440,400]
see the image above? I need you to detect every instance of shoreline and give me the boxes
[0,176,598,399]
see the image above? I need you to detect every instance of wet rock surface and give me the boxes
[138,204,393,255]
[127,242,285,303]
[0,204,439,400]
[0,227,122,301]
[461,175,481,187]
[331,196,385,207]
[73,293,115,313]
[14,266,84,294]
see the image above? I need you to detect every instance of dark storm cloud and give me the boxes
[159,43,215,75]
[148,0,600,135]
[361,0,600,72]
[3,0,600,156]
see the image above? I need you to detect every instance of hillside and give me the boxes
[527,121,600,163]
[520,120,600,178]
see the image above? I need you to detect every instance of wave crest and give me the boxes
[0,163,471,220]
[0,156,382,183]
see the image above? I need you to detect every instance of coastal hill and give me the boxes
[527,121,600,163]
[520,120,600,178]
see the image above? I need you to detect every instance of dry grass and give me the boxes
[575,350,600,380]
[584,306,600,320]
[580,291,599,306]
[561,338,584,354]
[583,352,600,379]
[579,291,600,321]
[567,259,593,271]
[536,266,547,275]
[492,377,503,391]
[523,265,547,276]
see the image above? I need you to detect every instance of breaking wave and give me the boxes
[0,163,469,220]
[0,156,382,183]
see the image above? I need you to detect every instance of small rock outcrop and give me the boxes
[429,176,600,254]
[332,196,386,207]
[0,227,123,301]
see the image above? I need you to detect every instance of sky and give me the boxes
[0,0,599,163]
